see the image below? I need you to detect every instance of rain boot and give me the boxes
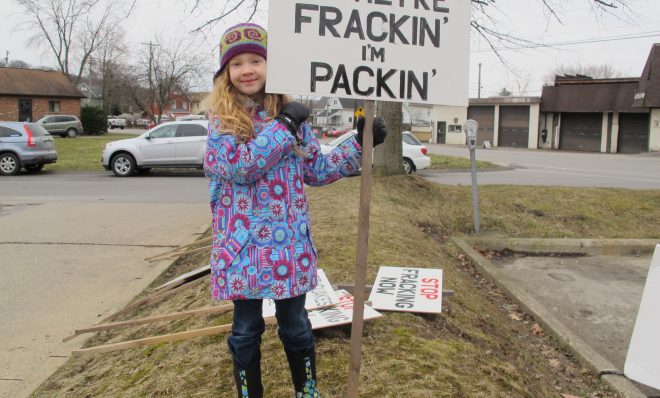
[285,348,320,398]
[232,358,263,398]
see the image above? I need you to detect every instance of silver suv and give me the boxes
[0,122,57,175]
[36,115,83,138]
[102,121,207,176]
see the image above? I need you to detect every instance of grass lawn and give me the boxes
[428,153,504,171]
[47,134,138,172]
[32,176,660,397]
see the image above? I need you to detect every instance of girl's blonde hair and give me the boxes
[204,67,289,144]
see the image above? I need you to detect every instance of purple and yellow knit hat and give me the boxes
[214,23,267,80]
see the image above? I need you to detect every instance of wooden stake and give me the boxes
[144,237,212,262]
[72,318,277,357]
[97,277,205,324]
[145,245,212,263]
[66,304,233,339]
[347,100,375,397]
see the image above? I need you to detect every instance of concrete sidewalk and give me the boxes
[0,202,209,398]
[454,237,660,398]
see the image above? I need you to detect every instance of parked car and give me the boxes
[36,115,83,138]
[102,121,208,177]
[107,116,127,129]
[325,129,349,137]
[135,119,151,129]
[175,115,207,121]
[0,122,57,175]
[320,130,430,174]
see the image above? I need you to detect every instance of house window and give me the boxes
[183,102,188,110]
[171,102,176,110]
[49,101,60,113]
[448,125,463,132]
[348,117,352,122]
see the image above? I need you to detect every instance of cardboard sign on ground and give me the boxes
[624,244,660,390]
[263,269,338,318]
[308,289,382,330]
[368,266,443,314]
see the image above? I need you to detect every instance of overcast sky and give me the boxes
[2,0,660,99]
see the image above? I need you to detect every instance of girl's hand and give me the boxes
[276,102,310,135]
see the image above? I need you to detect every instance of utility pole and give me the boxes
[88,57,93,104]
[478,63,482,99]
[141,41,159,123]
[4,51,8,65]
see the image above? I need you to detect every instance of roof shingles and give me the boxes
[0,68,83,98]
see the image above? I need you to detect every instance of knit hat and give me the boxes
[214,23,267,80]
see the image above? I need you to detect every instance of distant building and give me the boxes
[0,68,83,122]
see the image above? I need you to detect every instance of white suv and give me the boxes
[102,121,207,176]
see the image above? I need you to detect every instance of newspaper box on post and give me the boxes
[267,0,471,106]
[368,266,443,313]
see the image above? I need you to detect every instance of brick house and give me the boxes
[0,68,83,122]
[147,89,193,121]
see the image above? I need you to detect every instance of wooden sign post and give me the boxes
[347,100,374,396]
[267,1,471,395]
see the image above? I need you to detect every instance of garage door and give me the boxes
[618,113,649,154]
[559,113,602,152]
[467,106,494,146]
[499,106,529,148]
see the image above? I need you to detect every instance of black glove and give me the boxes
[276,101,309,136]
[356,116,387,147]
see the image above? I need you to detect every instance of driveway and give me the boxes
[0,172,210,397]
[421,145,660,189]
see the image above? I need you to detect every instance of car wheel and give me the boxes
[111,153,136,177]
[403,158,414,174]
[66,128,78,138]
[120,126,124,130]
[0,153,21,176]
[25,164,44,173]
[136,167,151,175]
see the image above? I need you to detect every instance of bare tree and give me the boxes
[17,0,134,84]
[127,36,209,123]
[544,62,623,85]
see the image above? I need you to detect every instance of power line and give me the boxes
[471,31,660,53]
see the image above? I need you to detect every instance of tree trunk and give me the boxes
[373,101,403,176]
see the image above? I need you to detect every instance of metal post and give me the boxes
[469,148,480,233]
[464,119,480,234]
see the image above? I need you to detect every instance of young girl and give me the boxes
[204,23,387,398]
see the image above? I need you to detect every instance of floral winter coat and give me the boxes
[204,109,362,300]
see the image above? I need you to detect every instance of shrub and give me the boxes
[81,106,108,135]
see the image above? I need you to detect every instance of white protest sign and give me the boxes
[308,289,382,329]
[263,269,338,318]
[624,244,660,390]
[368,266,443,313]
[267,0,470,106]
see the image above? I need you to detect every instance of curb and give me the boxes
[452,237,649,398]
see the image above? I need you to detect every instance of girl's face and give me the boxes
[228,53,267,98]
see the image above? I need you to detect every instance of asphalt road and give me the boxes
[421,145,660,189]
[0,172,210,398]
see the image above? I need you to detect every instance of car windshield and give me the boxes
[328,130,356,146]
[27,123,50,136]
[402,132,422,146]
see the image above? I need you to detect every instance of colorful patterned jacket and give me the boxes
[204,109,362,300]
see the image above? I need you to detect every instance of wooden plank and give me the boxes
[146,245,212,263]
[347,100,375,398]
[155,264,211,291]
[97,277,205,324]
[70,304,233,337]
[72,317,277,357]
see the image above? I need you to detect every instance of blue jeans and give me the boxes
[228,294,314,369]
